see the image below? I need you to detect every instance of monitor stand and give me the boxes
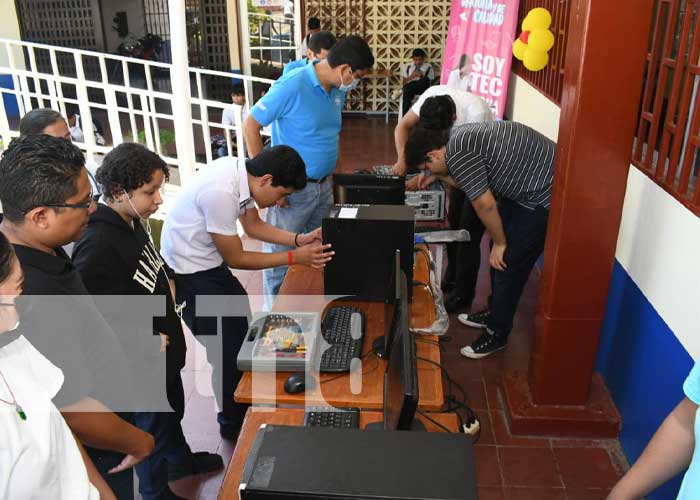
[364,419,427,431]
[372,336,387,359]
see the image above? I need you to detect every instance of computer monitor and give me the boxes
[384,281,420,431]
[372,249,402,359]
[332,173,406,205]
[366,269,422,431]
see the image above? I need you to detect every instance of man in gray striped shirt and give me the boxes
[405,121,556,358]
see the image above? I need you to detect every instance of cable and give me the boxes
[416,409,453,433]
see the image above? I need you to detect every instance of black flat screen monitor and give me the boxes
[383,274,419,431]
[373,249,402,359]
[332,173,405,205]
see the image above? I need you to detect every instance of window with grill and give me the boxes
[634,0,700,214]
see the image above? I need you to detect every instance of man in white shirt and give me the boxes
[298,17,321,59]
[400,48,435,116]
[393,84,493,176]
[219,84,250,158]
[160,145,333,439]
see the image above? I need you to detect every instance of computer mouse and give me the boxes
[284,373,311,394]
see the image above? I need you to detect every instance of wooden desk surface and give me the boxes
[233,253,443,410]
[218,408,460,500]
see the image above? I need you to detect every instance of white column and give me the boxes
[168,0,196,184]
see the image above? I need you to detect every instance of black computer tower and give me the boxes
[239,425,478,500]
[322,205,415,302]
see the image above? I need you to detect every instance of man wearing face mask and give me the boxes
[244,35,374,310]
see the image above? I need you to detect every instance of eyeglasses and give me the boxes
[30,190,95,212]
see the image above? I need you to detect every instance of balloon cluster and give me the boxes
[512,8,555,71]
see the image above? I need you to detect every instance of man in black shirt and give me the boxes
[0,134,154,498]
[405,121,555,358]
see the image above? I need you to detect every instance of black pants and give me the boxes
[445,187,487,306]
[175,264,251,430]
[488,199,549,337]
[133,376,192,499]
[86,414,135,500]
[402,77,431,114]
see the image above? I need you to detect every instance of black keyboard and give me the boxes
[304,407,360,428]
[319,306,365,372]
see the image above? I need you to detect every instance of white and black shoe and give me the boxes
[460,329,507,359]
[457,308,490,329]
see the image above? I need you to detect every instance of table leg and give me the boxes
[385,76,390,124]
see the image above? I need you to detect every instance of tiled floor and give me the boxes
[166,116,629,499]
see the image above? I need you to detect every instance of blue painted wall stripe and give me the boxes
[597,260,694,500]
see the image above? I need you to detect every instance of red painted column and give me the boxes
[503,0,656,436]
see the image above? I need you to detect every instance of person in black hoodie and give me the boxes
[72,143,223,500]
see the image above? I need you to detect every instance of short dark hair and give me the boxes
[404,126,451,170]
[19,108,64,136]
[420,95,456,130]
[412,48,427,58]
[245,145,307,190]
[308,17,320,29]
[0,134,85,222]
[0,231,15,284]
[459,54,470,69]
[231,83,245,96]
[327,35,374,72]
[96,143,170,199]
[308,31,336,55]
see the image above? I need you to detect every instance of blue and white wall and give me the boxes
[596,166,700,500]
[506,75,699,499]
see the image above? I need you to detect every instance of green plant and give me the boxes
[125,128,176,149]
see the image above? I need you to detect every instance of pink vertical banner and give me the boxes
[441,0,521,119]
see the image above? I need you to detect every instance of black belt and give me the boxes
[307,176,328,183]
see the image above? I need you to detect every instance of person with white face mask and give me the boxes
[0,231,115,499]
[244,35,374,310]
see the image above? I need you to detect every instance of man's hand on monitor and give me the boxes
[297,228,322,246]
[294,243,334,269]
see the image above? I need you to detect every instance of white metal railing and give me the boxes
[0,38,275,190]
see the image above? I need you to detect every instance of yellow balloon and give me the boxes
[528,29,555,52]
[523,48,549,71]
[512,39,527,60]
[522,8,552,32]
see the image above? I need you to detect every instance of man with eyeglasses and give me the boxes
[404,121,556,359]
[243,35,374,310]
[0,134,155,499]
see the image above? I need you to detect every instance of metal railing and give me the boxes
[0,38,275,188]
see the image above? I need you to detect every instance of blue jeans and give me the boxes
[262,179,333,310]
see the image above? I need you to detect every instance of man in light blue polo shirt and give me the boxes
[282,31,336,76]
[244,35,374,309]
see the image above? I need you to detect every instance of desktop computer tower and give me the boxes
[239,425,478,500]
[322,204,415,302]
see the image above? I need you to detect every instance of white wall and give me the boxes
[505,74,560,142]
[0,2,23,68]
[101,0,147,54]
[615,166,700,359]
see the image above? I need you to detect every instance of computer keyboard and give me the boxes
[319,305,365,372]
[304,407,360,429]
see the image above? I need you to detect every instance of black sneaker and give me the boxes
[457,308,490,328]
[444,293,471,313]
[168,451,224,481]
[460,329,507,359]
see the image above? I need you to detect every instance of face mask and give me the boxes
[339,70,360,92]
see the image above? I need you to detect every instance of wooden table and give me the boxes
[233,252,444,410]
[218,407,460,499]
